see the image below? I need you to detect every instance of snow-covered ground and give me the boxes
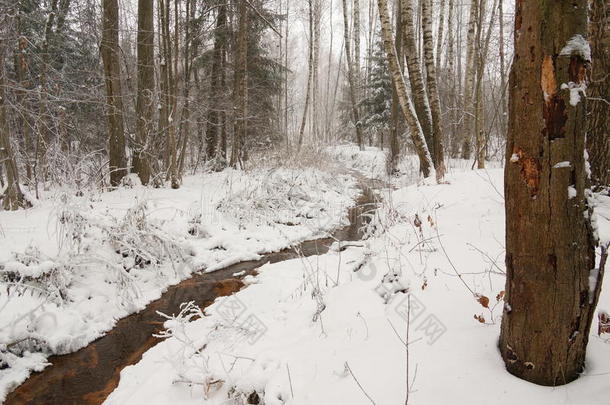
[0,166,359,401]
[103,151,610,405]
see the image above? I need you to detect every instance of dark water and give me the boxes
[4,178,381,405]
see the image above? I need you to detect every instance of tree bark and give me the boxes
[421,0,445,180]
[376,0,433,178]
[0,37,28,210]
[400,0,434,160]
[499,0,605,386]
[206,4,227,160]
[231,0,248,166]
[101,0,127,187]
[134,0,154,185]
[434,0,445,71]
[461,0,479,159]
[342,0,365,150]
[389,0,402,174]
[297,0,314,149]
[587,0,609,188]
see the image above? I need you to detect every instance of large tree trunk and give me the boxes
[101,0,127,187]
[376,0,433,178]
[134,0,154,185]
[421,0,445,180]
[587,0,609,188]
[400,0,434,159]
[499,0,605,386]
[342,0,364,150]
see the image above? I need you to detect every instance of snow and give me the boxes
[0,166,359,401]
[561,82,587,106]
[568,185,578,199]
[102,156,610,405]
[559,34,592,61]
[553,161,571,169]
[3,148,609,404]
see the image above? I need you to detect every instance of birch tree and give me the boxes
[342,0,364,149]
[376,0,433,177]
[421,0,444,180]
[400,0,434,159]
[297,0,314,148]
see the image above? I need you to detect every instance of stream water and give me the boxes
[5,179,381,405]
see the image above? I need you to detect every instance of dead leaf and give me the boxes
[496,291,505,302]
[474,314,486,324]
[477,295,490,308]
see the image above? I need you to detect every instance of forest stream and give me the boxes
[4,176,382,405]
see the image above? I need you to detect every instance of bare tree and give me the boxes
[376,0,433,177]
[134,0,154,185]
[461,0,479,159]
[231,0,249,166]
[101,0,128,186]
[342,0,365,149]
[0,27,28,209]
[499,0,605,385]
[401,0,434,159]
[421,0,445,180]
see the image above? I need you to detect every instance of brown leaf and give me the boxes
[496,291,505,302]
[474,314,486,324]
[414,214,422,228]
[477,295,490,308]
[421,279,428,290]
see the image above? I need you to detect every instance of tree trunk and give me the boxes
[206,5,227,160]
[421,0,445,180]
[587,0,609,188]
[434,0,445,71]
[388,0,401,174]
[376,0,433,178]
[101,0,127,187]
[461,0,479,159]
[499,0,605,386]
[298,0,314,149]
[134,0,154,185]
[231,0,248,167]
[342,0,364,150]
[401,0,434,160]
[0,38,28,210]
[353,0,361,101]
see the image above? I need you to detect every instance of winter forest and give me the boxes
[0,0,608,404]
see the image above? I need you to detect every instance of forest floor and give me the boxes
[1,146,609,404]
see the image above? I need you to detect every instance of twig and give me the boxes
[345,361,376,405]
[434,221,476,296]
[286,363,294,398]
